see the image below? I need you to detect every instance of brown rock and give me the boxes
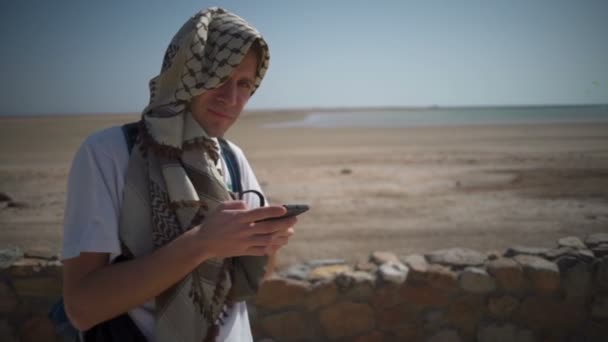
[486,258,525,293]
[19,315,58,342]
[424,264,458,290]
[487,295,519,319]
[558,236,586,249]
[596,256,608,292]
[305,280,338,311]
[370,251,400,265]
[371,285,403,310]
[335,271,376,300]
[458,267,496,293]
[0,279,19,314]
[255,277,310,310]
[514,255,560,295]
[12,276,62,298]
[354,331,386,342]
[401,254,429,281]
[309,264,352,281]
[591,296,608,319]
[427,329,463,342]
[563,261,593,299]
[400,284,452,309]
[446,295,484,336]
[319,301,375,339]
[515,297,586,332]
[0,247,23,269]
[377,305,420,340]
[9,258,61,278]
[355,260,378,273]
[426,248,486,267]
[260,311,315,341]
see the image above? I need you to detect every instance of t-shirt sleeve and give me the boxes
[61,130,127,260]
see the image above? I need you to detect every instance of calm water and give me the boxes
[267,105,608,128]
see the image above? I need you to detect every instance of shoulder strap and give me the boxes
[218,138,243,194]
[121,122,139,155]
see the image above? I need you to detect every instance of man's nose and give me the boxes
[217,80,237,106]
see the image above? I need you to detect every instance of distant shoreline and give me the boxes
[1,103,607,118]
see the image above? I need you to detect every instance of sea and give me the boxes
[266,105,608,128]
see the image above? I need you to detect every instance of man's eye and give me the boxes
[238,81,253,89]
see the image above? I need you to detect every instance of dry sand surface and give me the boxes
[1,112,607,268]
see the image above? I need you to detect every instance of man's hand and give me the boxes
[189,200,297,259]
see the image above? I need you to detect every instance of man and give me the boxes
[61,8,295,341]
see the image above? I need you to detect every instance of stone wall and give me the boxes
[1,233,608,341]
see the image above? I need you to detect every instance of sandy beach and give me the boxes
[1,112,607,268]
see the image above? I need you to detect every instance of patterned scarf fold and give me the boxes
[117,7,270,341]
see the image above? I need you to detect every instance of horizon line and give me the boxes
[1,102,607,118]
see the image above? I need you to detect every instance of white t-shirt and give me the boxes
[62,126,263,342]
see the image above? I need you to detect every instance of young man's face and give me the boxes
[190,49,258,137]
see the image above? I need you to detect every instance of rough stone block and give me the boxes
[477,323,536,342]
[282,263,310,280]
[370,251,400,265]
[353,331,386,342]
[446,295,484,336]
[355,260,378,273]
[371,285,402,310]
[514,255,560,295]
[401,254,429,281]
[0,247,24,269]
[19,315,58,342]
[591,296,608,319]
[558,236,586,249]
[0,278,19,314]
[504,246,549,258]
[585,233,608,248]
[377,305,420,339]
[425,264,459,290]
[12,276,62,298]
[260,311,315,341]
[309,264,352,281]
[562,261,593,299]
[515,297,586,332]
[335,271,375,300]
[378,261,408,285]
[319,301,375,339]
[486,258,525,292]
[426,248,486,268]
[255,277,310,311]
[305,280,338,311]
[459,267,496,293]
[596,256,608,292]
[592,244,608,258]
[426,329,462,342]
[487,295,519,319]
[400,284,452,309]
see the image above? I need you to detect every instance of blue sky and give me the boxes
[1,0,607,115]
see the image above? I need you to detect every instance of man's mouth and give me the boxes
[209,109,232,119]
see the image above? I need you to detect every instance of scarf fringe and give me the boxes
[139,120,183,159]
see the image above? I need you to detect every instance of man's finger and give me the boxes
[248,217,297,235]
[217,200,248,211]
[238,205,287,223]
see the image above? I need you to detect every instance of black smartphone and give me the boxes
[257,204,310,222]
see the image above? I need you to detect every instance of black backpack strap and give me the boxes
[218,138,243,194]
[121,122,140,155]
